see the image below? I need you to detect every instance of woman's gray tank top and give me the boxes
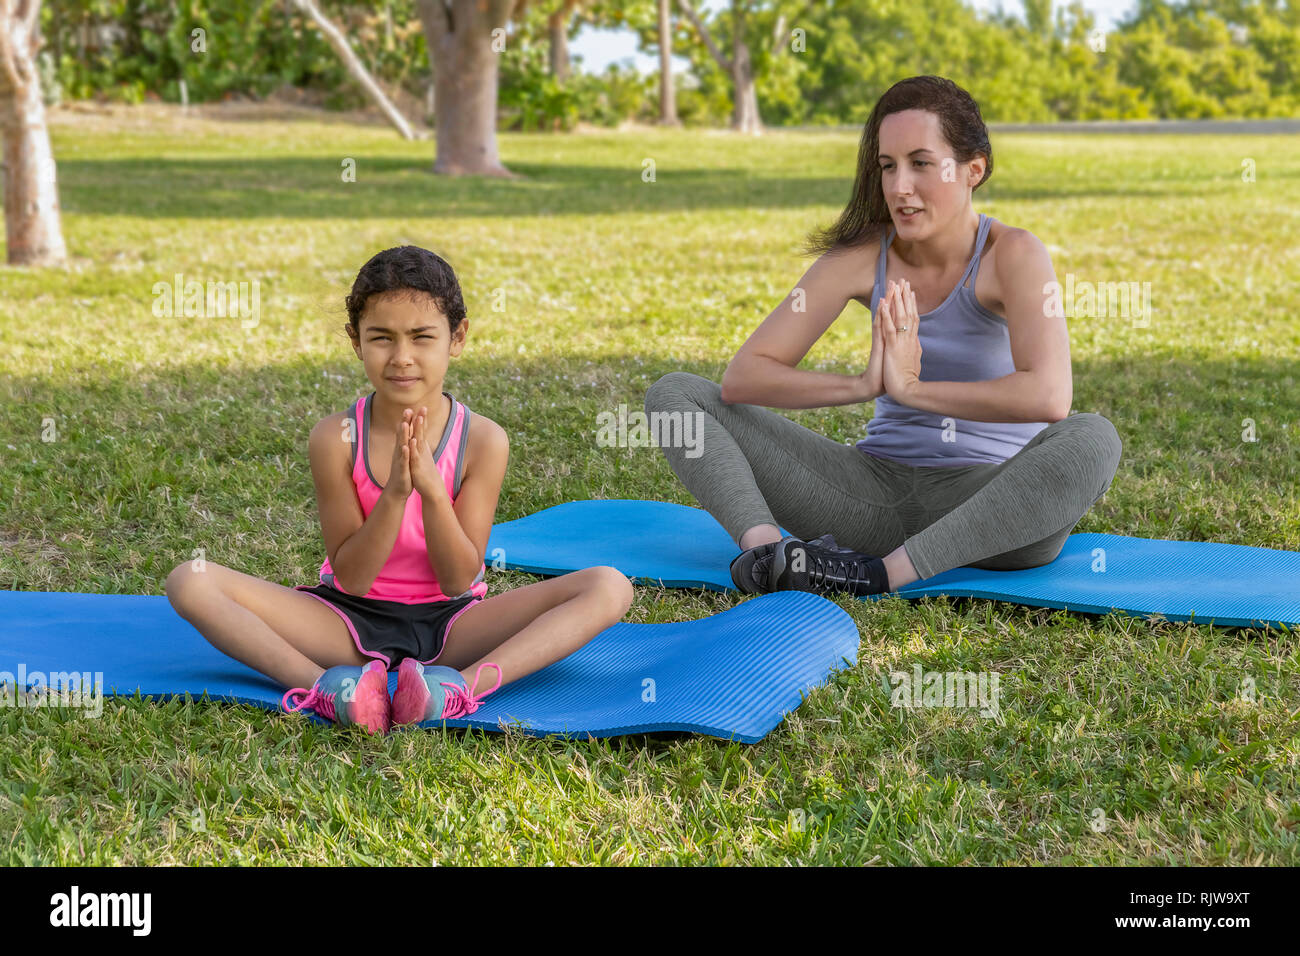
[856,212,1050,467]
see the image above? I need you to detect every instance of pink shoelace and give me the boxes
[281,683,336,721]
[440,662,503,719]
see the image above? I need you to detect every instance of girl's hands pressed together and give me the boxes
[407,405,448,504]
[384,409,415,501]
[881,277,923,403]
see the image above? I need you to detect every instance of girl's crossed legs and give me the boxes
[164,563,632,697]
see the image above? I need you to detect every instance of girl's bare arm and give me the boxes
[418,415,509,596]
[307,415,405,596]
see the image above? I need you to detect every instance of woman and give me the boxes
[644,75,1121,596]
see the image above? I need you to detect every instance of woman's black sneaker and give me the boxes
[730,534,871,594]
[769,535,890,596]
[804,532,855,554]
[730,542,777,593]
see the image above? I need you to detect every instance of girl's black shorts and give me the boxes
[294,583,482,671]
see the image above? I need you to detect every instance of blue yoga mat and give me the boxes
[487,499,1300,630]
[0,588,857,743]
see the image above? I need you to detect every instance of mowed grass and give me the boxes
[1,104,1298,865]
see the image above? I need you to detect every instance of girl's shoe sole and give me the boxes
[392,657,432,726]
[351,663,393,736]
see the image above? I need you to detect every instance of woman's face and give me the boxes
[877,109,983,236]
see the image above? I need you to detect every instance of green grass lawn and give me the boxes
[1,105,1297,864]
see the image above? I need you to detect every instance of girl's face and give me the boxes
[351,291,467,401]
[877,109,984,237]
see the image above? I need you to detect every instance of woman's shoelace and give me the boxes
[808,554,874,587]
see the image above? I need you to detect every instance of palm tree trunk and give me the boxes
[657,0,678,125]
[0,0,67,266]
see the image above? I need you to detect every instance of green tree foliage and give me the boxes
[498,29,660,129]
[42,0,426,107]
[1114,0,1296,117]
[494,2,660,129]
[37,0,1300,123]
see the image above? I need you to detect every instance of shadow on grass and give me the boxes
[1,349,1297,576]
[55,154,1244,220]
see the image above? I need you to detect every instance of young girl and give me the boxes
[165,245,634,735]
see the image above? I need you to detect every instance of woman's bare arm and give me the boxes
[720,243,880,409]
[900,229,1073,422]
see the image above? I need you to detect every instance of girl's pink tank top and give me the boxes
[317,391,488,604]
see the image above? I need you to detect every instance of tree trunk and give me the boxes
[429,31,506,176]
[289,0,416,140]
[731,61,762,133]
[0,1,67,267]
[730,2,762,134]
[416,0,514,178]
[548,1,575,82]
[677,0,763,134]
[657,0,678,125]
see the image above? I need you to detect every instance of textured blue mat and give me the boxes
[487,499,1300,630]
[0,588,857,743]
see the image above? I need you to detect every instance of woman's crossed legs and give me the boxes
[644,371,1121,589]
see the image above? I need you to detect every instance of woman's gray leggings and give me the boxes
[643,372,1122,581]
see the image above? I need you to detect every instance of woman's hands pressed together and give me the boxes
[879,278,923,403]
[858,290,887,402]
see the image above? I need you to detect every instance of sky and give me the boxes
[568,0,1142,75]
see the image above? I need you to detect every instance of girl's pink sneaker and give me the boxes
[392,659,502,725]
[281,660,392,736]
